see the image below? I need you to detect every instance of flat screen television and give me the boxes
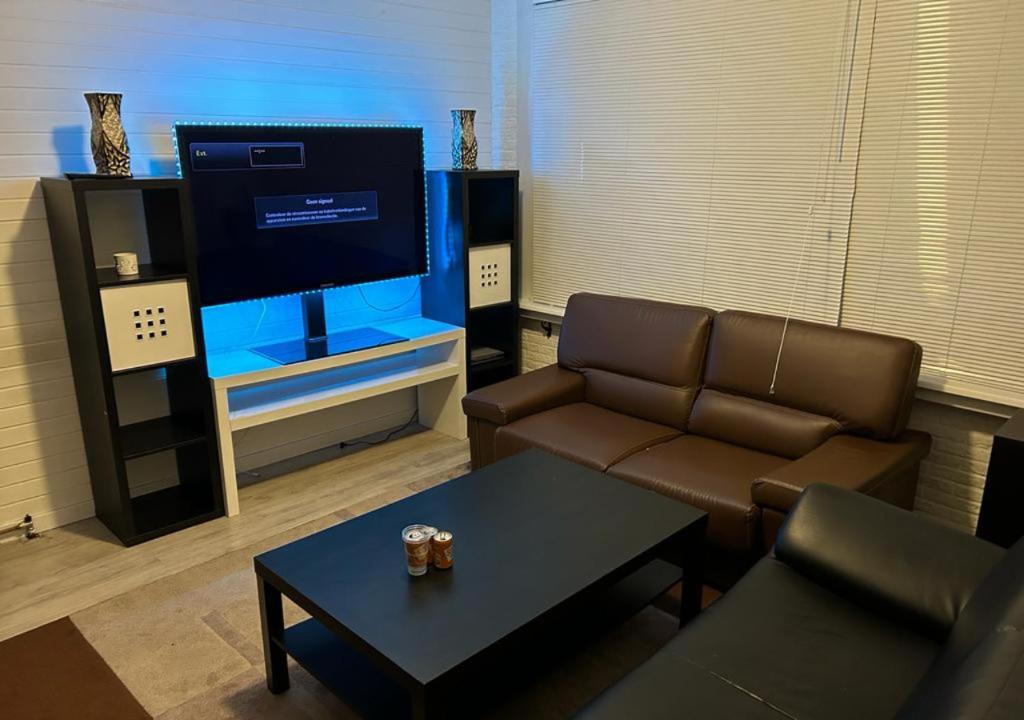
[174,123,427,307]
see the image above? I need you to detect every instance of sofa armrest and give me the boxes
[752,431,932,514]
[461,364,585,426]
[775,484,1004,639]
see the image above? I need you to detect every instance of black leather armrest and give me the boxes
[461,364,585,426]
[775,484,1004,640]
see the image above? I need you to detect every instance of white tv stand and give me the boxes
[207,317,467,516]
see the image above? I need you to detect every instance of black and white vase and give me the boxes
[85,92,131,177]
[451,109,478,170]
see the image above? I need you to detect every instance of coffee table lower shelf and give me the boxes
[278,620,410,718]
[275,558,683,719]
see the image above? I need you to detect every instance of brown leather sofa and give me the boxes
[463,293,932,583]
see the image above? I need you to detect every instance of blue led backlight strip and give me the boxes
[171,121,430,309]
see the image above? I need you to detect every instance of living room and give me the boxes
[1,1,1022,718]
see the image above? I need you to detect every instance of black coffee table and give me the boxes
[254,449,707,719]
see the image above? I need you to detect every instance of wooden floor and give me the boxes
[0,429,471,643]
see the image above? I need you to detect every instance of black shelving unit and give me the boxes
[41,176,223,545]
[976,410,1024,548]
[423,169,520,391]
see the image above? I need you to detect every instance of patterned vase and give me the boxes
[451,109,478,170]
[85,92,131,177]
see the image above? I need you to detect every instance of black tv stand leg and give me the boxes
[301,290,328,344]
[258,577,290,693]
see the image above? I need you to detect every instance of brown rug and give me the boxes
[0,617,150,720]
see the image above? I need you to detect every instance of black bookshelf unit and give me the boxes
[41,176,223,545]
[423,170,520,391]
[976,410,1024,548]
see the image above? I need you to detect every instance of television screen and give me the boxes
[175,124,427,306]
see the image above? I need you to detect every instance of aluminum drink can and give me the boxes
[402,525,431,576]
[422,526,438,565]
[432,530,454,569]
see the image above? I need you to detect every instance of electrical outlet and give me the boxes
[468,244,512,309]
[100,280,196,371]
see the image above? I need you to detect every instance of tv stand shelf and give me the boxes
[208,316,467,516]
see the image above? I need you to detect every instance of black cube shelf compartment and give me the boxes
[113,361,207,460]
[95,265,189,288]
[119,415,206,460]
[468,303,518,374]
[423,170,520,392]
[125,445,219,542]
[466,175,517,246]
[41,176,223,546]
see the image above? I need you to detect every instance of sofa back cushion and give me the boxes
[897,538,1024,719]
[689,389,841,459]
[701,310,922,441]
[558,293,714,430]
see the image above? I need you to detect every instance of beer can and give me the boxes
[402,525,431,576]
[423,526,438,565]
[432,530,454,569]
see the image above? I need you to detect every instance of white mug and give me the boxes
[113,252,138,276]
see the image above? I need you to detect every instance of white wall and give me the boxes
[490,0,518,168]
[0,0,494,531]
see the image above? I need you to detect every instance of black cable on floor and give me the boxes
[339,410,420,451]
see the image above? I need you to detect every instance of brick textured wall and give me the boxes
[520,319,1002,533]
[907,401,1003,531]
[522,318,559,372]
[490,0,518,168]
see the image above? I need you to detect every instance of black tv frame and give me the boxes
[174,123,428,364]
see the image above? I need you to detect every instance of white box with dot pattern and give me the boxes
[99,279,196,372]
[468,244,511,309]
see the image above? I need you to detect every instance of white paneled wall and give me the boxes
[0,178,87,529]
[0,0,493,531]
[490,0,518,168]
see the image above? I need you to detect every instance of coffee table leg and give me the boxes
[412,685,438,720]
[679,529,704,628]
[258,577,290,693]
[680,559,703,627]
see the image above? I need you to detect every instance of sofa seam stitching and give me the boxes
[679,657,799,720]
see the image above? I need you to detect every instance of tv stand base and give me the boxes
[208,318,467,516]
[252,326,406,365]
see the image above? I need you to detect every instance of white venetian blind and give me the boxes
[841,0,1024,405]
[529,0,871,323]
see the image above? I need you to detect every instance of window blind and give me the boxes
[841,0,1024,405]
[528,0,871,323]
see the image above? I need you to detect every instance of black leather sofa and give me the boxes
[577,484,1024,719]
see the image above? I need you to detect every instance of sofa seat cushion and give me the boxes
[578,645,791,720]
[493,403,680,471]
[608,435,788,554]
[578,557,940,720]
